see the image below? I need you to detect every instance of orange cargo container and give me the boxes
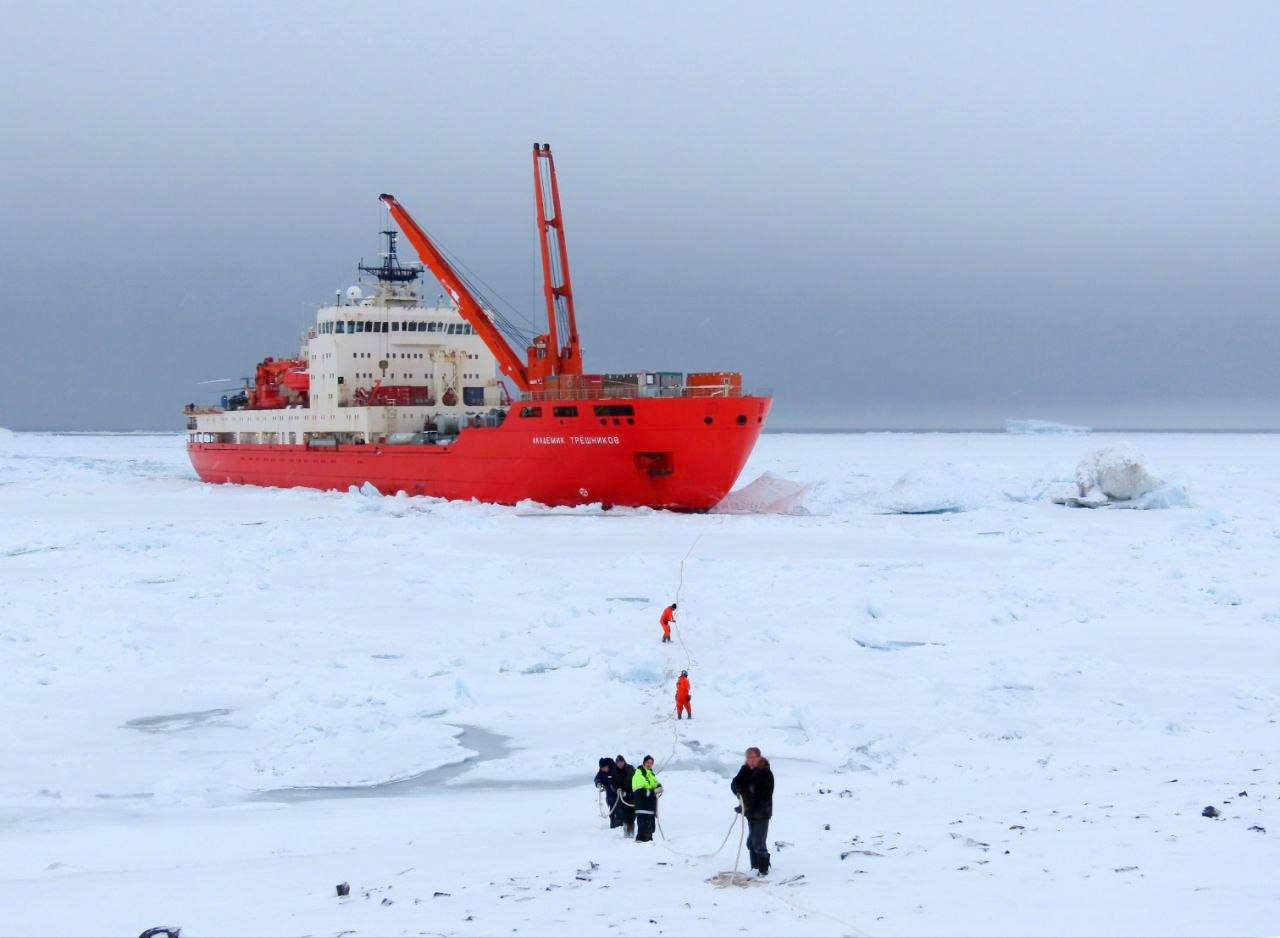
[687,371,742,397]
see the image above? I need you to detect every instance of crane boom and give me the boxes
[532,143,582,375]
[379,193,537,392]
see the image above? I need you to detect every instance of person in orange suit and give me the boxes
[676,669,692,720]
[660,602,677,643]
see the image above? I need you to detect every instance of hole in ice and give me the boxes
[250,724,579,802]
[2,545,63,558]
[93,792,155,800]
[123,708,234,733]
[853,639,933,651]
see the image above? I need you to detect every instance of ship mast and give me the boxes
[358,229,423,284]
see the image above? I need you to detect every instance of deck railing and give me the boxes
[519,385,772,403]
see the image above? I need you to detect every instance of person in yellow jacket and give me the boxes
[631,755,663,842]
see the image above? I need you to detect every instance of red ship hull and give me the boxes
[187,395,771,511]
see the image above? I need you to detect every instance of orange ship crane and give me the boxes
[533,143,582,376]
[379,193,540,391]
[381,144,583,394]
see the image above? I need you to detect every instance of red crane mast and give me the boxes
[533,143,583,376]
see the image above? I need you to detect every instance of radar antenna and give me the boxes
[359,230,423,284]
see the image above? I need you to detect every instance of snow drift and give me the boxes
[881,466,984,514]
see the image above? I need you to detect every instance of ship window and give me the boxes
[336,321,346,333]
[519,406,542,418]
[552,405,578,418]
[347,320,355,333]
[380,322,388,332]
[593,405,635,417]
[463,386,485,406]
[391,322,399,332]
[411,322,420,332]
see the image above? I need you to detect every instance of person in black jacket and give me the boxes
[593,757,624,830]
[614,754,636,837]
[731,746,775,875]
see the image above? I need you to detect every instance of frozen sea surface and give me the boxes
[1,430,1278,936]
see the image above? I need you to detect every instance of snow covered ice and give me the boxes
[2,430,1279,936]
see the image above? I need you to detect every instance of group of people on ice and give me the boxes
[591,747,775,875]
[594,754,663,842]
[587,602,776,876]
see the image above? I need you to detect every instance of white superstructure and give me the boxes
[187,233,508,446]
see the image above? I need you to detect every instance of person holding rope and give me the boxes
[614,754,636,837]
[675,669,692,720]
[731,747,774,876]
[593,757,624,831]
[631,755,663,843]
[659,602,677,643]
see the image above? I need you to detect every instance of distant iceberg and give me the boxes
[1005,418,1091,435]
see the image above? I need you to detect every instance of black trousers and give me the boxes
[635,812,656,842]
[746,817,770,869]
[607,793,624,828]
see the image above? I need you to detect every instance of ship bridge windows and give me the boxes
[335,321,346,333]
[552,405,578,418]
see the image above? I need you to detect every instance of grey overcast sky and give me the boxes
[1,0,1277,430]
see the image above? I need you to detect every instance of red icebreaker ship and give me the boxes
[185,145,772,510]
